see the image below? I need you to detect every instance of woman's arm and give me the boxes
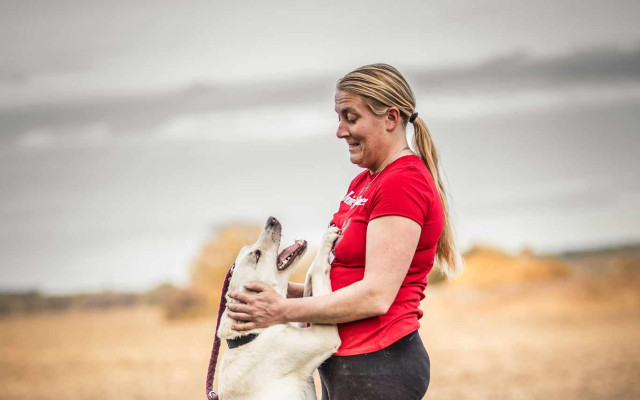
[227,215,421,330]
[286,282,305,298]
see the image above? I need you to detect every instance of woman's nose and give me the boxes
[336,122,350,139]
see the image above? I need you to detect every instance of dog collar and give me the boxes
[226,333,259,349]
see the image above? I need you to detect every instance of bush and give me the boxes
[161,287,209,320]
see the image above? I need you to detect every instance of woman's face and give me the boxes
[334,90,389,171]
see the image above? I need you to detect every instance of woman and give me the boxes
[227,63,463,400]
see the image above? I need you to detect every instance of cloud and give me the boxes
[460,169,640,216]
[1,43,639,146]
[15,123,112,149]
[406,43,640,93]
[0,70,29,85]
[0,56,97,86]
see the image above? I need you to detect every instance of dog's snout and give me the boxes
[267,216,280,228]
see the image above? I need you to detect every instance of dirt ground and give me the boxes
[1,278,639,400]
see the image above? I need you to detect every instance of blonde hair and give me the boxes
[337,63,463,279]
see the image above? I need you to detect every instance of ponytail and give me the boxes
[412,117,464,278]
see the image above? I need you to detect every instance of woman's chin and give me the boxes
[349,156,363,166]
[348,151,363,164]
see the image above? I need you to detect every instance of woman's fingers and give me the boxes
[232,322,256,331]
[228,281,270,302]
[228,291,252,303]
[243,281,268,292]
[227,302,251,313]
[227,311,252,321]
[226,282,286,328]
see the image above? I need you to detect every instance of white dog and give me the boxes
[215,216,341,400]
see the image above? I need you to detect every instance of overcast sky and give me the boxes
[1,0,639,294]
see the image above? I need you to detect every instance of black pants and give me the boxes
[319,330,430,400]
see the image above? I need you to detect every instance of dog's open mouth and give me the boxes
[277,240,307,271]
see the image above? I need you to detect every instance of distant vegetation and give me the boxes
[450,245,572,287]
[2,223,638,319]
[0,288,153,316]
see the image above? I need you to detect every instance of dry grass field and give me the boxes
[2,249,639,400]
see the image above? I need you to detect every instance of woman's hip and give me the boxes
[318,330,430,400]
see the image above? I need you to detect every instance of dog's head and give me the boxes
[228,216,307,297]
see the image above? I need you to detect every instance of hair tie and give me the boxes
[409,112,419,123]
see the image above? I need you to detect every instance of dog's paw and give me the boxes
[321,226,342,254]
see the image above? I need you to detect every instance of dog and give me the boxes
[216,216,341,399]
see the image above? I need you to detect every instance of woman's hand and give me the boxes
[227,282,288,331]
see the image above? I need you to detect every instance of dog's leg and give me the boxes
[283,227,342,398]
[310,226,340,296]
[303,261,313,298]
[307,225,342,345]
[296,267,314,328]
[304,225,339,297]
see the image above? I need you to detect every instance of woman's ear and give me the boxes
[385,107,401,132]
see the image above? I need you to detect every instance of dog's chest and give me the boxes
[219,355,309,400]
[218,326,313,399]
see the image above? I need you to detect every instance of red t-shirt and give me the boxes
[329,154,444,356]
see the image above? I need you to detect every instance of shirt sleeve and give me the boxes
[367,168,431,226]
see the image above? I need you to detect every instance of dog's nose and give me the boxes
[267,216,279,227]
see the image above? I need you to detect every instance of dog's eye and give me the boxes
[254,250,261,262]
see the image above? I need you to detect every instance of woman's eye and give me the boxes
[338,115,356,124]
[254,250,261,262]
